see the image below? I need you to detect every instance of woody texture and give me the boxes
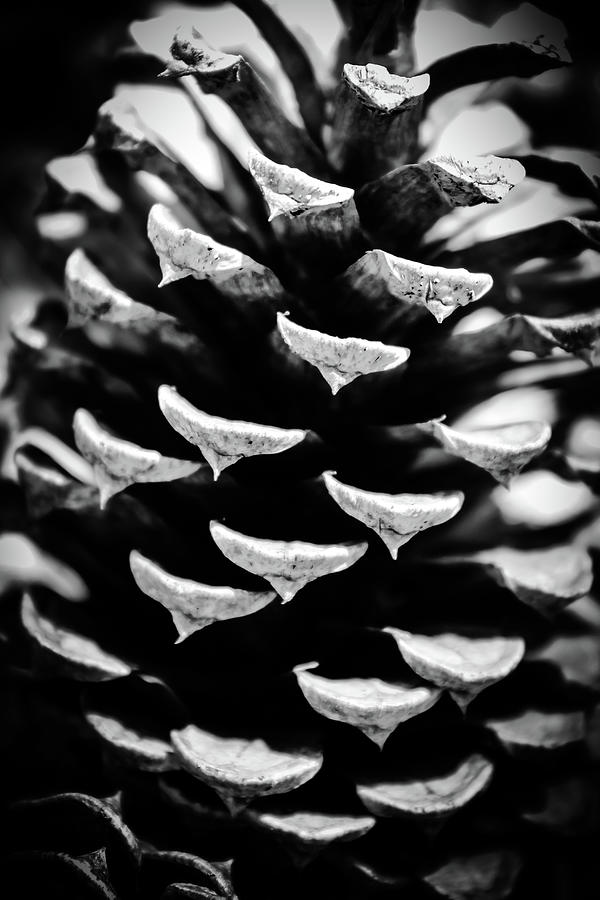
[1,1,599,898]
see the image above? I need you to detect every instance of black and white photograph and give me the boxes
[1,1,599,896]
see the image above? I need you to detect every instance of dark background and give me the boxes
[1,1,148,237]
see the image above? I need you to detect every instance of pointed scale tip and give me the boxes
[209,520,367,601]
[248,148,354,221]
[158,383,307,479]
[276,583,300,604]
[98,487,112,510]
[174,631,191,646]
[276,313,410,395]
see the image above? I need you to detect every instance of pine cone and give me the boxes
[2,2,600,898]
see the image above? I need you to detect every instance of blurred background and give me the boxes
[0,0,598,394]
[1,1,598,233]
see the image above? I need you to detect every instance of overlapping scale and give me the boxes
[3,2,599,898]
